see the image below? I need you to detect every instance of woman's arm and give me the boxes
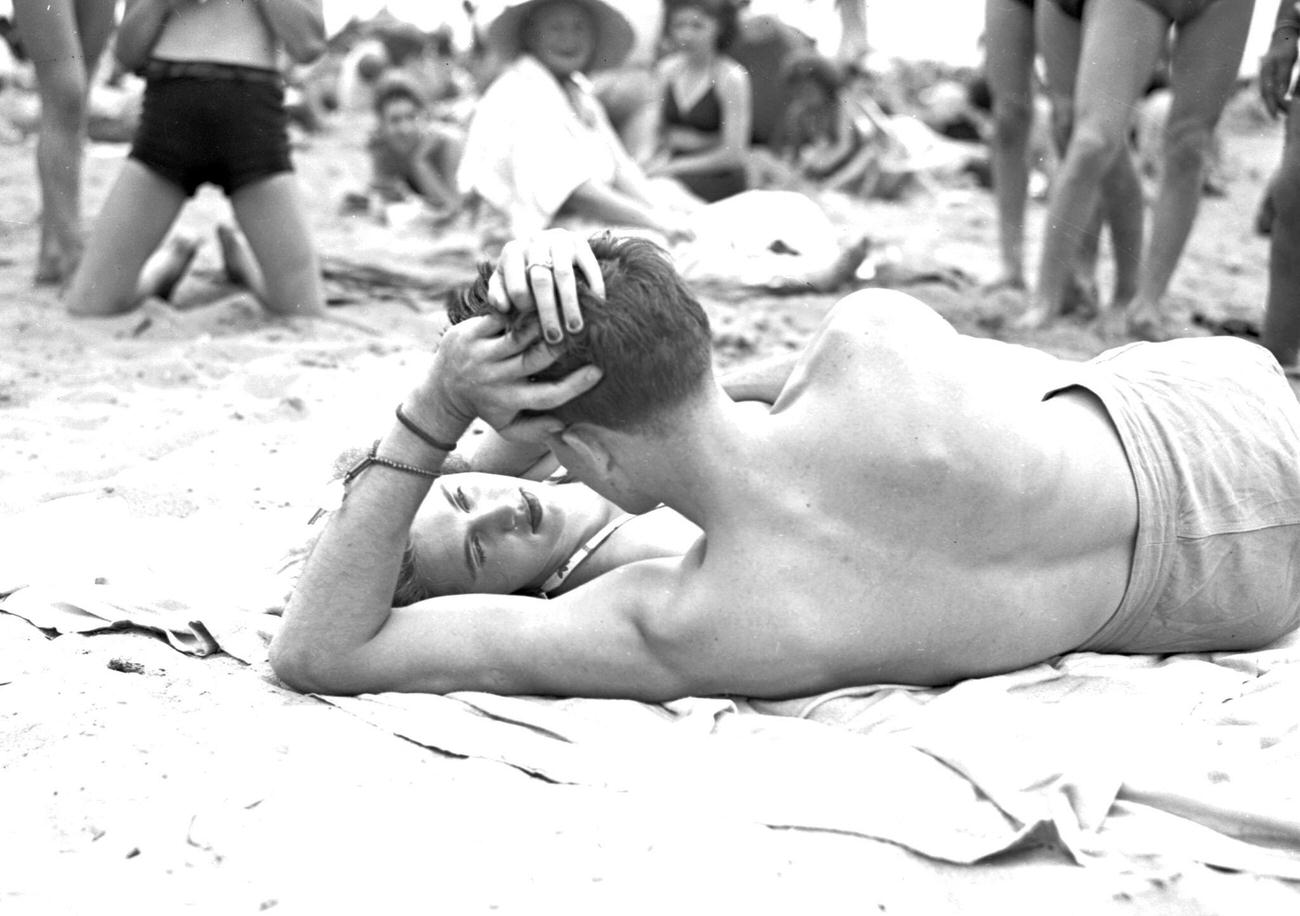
[116,0,184,73]
[252,0,325,64]
[564,179,685,238]
[273,310,604,695]
[653,61,752,177]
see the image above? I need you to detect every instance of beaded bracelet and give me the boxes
[395,403,459,452]
[308,440,442,525]
[344,439,443,484]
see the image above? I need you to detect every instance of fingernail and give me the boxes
[567,320,583,333]
[545,328,562,344]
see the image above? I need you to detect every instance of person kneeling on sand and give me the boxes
[62,0,327,318]
[273,229,1300,701]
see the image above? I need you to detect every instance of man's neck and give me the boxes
[629,386,766,531]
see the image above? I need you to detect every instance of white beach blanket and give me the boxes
[3,497,1299,881]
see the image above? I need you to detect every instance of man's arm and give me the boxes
[253,0,325,64]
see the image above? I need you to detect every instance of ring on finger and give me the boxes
[527,260,554,272]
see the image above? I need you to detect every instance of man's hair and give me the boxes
[664,0,740,51]
[373,78,426,117]
[446,234,714,434]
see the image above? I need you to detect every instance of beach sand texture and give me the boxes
[1,90,1295,912]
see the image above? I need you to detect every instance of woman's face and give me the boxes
[407,472,594,597]
[668,6,720,56]
[525,1,596,77]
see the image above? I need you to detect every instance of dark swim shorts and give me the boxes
[1050,338,1300,655]
[129,58,293,198]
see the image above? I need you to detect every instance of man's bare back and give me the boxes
[644,291,1138,694]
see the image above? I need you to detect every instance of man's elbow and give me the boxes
[268,638,360,696]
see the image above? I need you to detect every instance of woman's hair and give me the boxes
[780,51,844,99]
[393,540,429,606]
[446,234,714,436]
[663,0,740,52]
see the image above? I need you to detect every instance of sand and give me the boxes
[1,99,1294,914]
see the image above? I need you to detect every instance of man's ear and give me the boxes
[556,424,615,476]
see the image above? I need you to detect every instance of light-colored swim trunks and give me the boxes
[1050,336,1300,655]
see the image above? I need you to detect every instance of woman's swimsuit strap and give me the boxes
[541,512,636,596]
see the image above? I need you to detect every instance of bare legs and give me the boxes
[983,0,1036,290]
[229,173,325,317]
[13,0,116,284]
[63,162,324,317]
[1025,0,1253,336]
[63,160,187,315]
[1024,0,1163,329]
[1033,0,1143,320]
[1262,97,1300,368]
[1125,0,1253,338]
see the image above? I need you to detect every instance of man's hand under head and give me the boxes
[488,229,606,345]
[418,310,602,444]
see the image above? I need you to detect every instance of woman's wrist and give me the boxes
[395,391,470,457]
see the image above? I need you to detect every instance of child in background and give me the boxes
[365,77,464,222]
[777,51,910,200]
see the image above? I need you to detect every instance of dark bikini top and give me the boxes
[663,81,724,134]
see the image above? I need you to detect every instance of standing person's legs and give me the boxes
[63,160,187,315]
[984,0,1037,290]
[1040,1,1146,314]
[1037,0,1105,315]
[1126,0,1253,339]
[73,0,116,78]
[229,174,326,317]
[13,0,114,284]
[1262,97,1300,369]
[1020,0,1165,328]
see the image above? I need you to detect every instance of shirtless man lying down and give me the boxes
[272,230,1300,701]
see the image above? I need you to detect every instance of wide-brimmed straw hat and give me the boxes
[486,0,636,72]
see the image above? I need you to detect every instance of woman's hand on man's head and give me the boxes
[489,229,605,345]
[420,310,602,444]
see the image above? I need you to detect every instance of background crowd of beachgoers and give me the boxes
[0,0,1288,334]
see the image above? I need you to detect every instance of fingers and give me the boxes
[498,414,568,445]
[511,364,603,411]
[525,235,563,344]
[517,338,564,376]
[493,238,531,314]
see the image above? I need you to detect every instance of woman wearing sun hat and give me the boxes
[457,0,692,239]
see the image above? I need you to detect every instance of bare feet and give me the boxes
[1060,273,1100,323]
[1010,300,1058,332]
[809,235,873,293]
[34,237,83,288]
[216,224,258,288]
[141,235,202,303]
[1125,303,1178,342]
[981,272,1026,294]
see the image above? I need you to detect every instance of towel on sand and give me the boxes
[4,500,1299,881]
